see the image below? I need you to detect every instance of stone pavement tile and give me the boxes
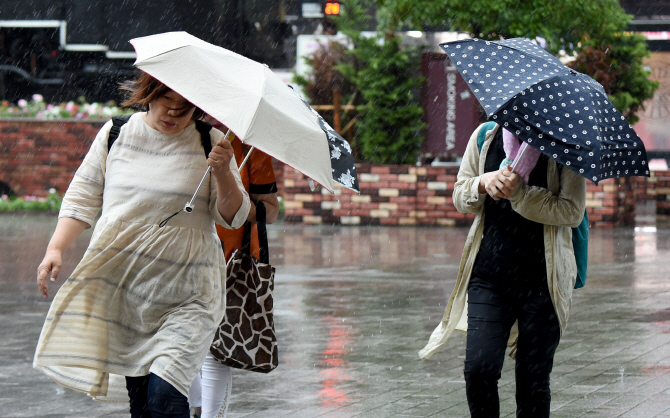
[1,380,121,417]
[401,381,465,400]
[345,390,419,411]
[597,375,660,394]
[569,362,626,377]
[397,385,468,413]
[393,399,447,417]
[624,373,670,396]
[573,373,622,387]
[346,398,424,418]
[430,400,470,418]
[552,356,590,371]
[616,337,670,359]
[619,393,670,417]
[317,410,368,418]
[286,406,342,417]
[232,409,293,418]
[598,393,656,415]
[94,412,131,418]
[599,353,651,364]
[554,348,596,364]
[579,407,633,418]
[395,400,461,418]
[553,392,620,415]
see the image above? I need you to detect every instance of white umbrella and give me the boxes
[130,31,336,192]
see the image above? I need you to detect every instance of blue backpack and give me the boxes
[476,122,588,289]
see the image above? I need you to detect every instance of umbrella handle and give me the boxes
[510,142,529,173]
[184,128,233,213]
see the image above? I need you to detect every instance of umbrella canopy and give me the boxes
[289,87,359,192]
[441,37,649,184]
[130,31,358,193]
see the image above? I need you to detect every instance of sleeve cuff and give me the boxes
[216,193,251,230]
[467,176,486,204]
[58,210,93,229]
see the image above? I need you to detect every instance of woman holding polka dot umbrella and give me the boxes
[418,37,642,418]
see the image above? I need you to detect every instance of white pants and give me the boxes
[189,353,232,418]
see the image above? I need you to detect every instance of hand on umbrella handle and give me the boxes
[208,139,235,176]
[480,167,519,200]
[162,129,234,229]
[502,164,521,191]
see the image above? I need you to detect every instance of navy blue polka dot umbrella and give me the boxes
[441,37,649,184]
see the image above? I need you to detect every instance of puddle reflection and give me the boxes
[317,316,353,407]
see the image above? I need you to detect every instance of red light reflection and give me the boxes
[317,316,352,407]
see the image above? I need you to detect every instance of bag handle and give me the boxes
[241,200,269,264]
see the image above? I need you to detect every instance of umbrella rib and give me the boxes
[240,69,268,141]
[134,45,189,65]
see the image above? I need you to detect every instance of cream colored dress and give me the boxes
[33,113,250,401]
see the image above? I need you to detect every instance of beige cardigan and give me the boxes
[419,123,586,360]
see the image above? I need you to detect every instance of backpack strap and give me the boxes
[476,121,498,154]
[108,114,133,153]
[558,165,589,288]
[195,120,213,158]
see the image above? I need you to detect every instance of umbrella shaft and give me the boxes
[511,142,529,173]
[238,147,255,171]
[188,167,212,208]
[187,129,232,209]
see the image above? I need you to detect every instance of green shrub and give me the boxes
[0,191,62,212]
[0,95,132,119]
[338,34,425,164]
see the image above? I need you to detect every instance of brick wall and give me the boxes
[628,176,654,202]
[0,119,655,227]
[585,178,636,228]
[0,119,103,196]
[282,164,472,226]
[283,165,641,228]
[651,171,670,218]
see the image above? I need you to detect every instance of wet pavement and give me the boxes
[2,204,670,417]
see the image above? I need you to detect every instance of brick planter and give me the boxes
[283,165,642,228]
[650,171,670,219]
[0,118,104,196]
[282,164,472,227]
[585,178,636,228]
[0,118,656,228]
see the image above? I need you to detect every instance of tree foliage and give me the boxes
[337,35,425,164]
[568,32,658,124]
[334,0,425,164]
[293,42,357,106]
[299,0,657,163]
[397,0,658,123]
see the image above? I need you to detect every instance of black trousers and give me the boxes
[464,280,561,418]
[125,373,190,418]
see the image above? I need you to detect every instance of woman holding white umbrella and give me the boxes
[34,72,250,418]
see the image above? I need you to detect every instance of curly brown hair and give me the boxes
[119,72,205,120]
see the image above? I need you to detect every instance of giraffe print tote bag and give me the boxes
[210,202,278,373]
